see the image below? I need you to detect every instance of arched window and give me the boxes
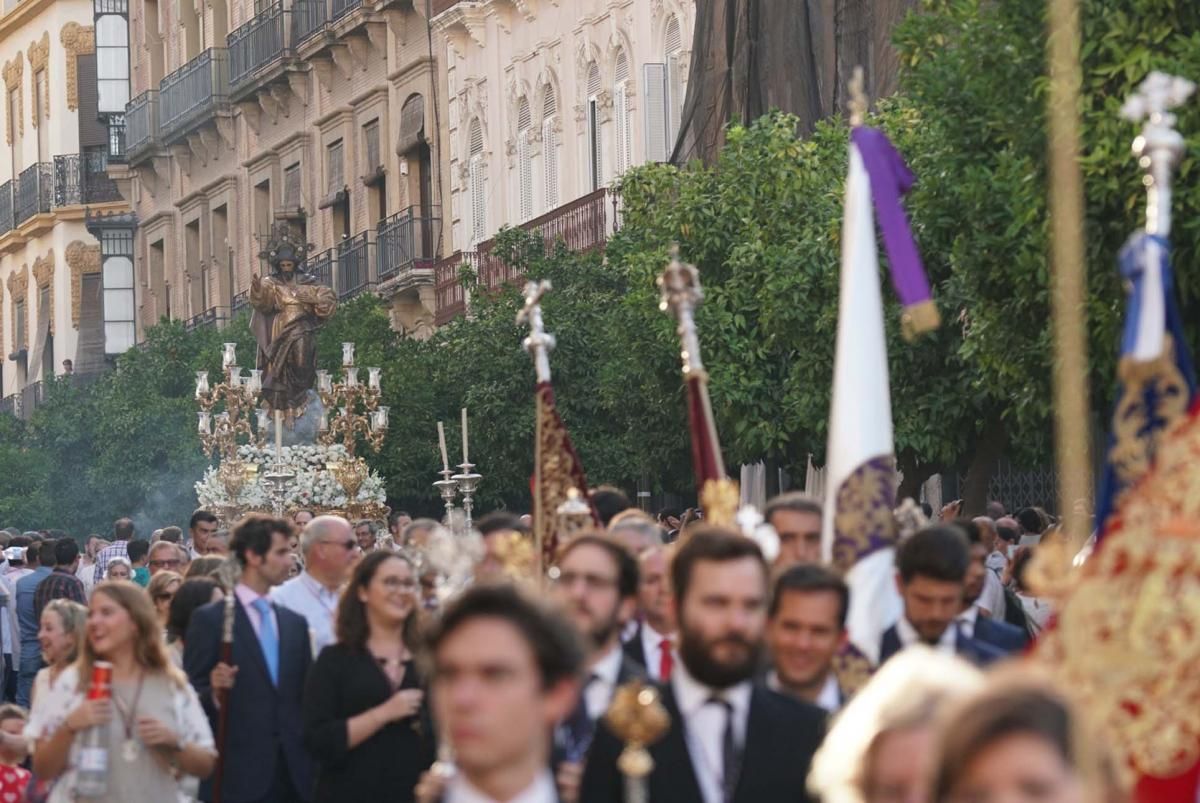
[516,97,533,221]
[468,118,486,244]
[665,15,684,147]
[586,62,603,190]
[613,50,633,176]
[542,85,559,210]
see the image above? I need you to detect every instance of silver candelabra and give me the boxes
[451,462,483,530]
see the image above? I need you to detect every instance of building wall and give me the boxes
[433,0,695,252]
[0,0,131,398]
[123,0,444,334]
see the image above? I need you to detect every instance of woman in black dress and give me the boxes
[303,550,435,801]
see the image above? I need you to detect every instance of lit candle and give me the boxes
[342,342,355,367]
[248,369,263,394]
[316,370,330,394]
[195,371,209,399]
[274,409,284,462]
[256,407,269,432]
[229,368,242,388]
[319,411,329,432]
[461,407,469,464]
[198,411,210,434]
[368,367,381,391]
[222,343,237,368]
[437,421,449,472]
[377,406,389,430]
[345,367,359,388]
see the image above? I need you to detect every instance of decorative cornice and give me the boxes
[65,240,101,329]
[60,24,95,112]
[31,251,53,334]
[3,56,23,144]
[27,31,49,127]
[7,263,29,347]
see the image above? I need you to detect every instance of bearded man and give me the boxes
[582,528,826,803]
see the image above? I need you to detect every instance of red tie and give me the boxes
[659,637,674,681]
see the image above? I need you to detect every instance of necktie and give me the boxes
[252,598,279,686]
[707,697,741,803]
[560,673,597,761]
[658,637,674,680]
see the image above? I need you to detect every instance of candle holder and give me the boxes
[262,466,296,518]
[451,462,483,530]
[196,344,270,463]
[318,342,387,457]
[434,468,460,524]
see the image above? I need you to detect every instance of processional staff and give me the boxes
[518,279,597,578]
[658,247,738,527]
[211,557,240,803]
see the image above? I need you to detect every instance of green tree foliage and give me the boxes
[1,0,1197,531]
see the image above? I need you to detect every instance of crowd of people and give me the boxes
[0,492,1114,803]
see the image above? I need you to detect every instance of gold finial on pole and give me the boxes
[848,66,868,128]
[518,280,555,384]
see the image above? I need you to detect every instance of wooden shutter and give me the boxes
[468,118,485,243]
[542,87,558,210]
[643,63,668,163]
[517,97,532,221]
[614,52,632,175]
[665,16,683,149]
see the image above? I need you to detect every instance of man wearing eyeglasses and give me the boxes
[271,515,356,655]
[147,541,186,576]
[549,533,644,803]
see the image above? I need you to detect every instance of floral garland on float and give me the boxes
[195,443,388,522]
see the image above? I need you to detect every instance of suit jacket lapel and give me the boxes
[233,601,274,690]
[730,686,769,803]
[656,684,705,802]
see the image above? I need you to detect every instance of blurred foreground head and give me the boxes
[808,646,984,803]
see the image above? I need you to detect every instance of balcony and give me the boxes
[290,0,384,90]
[303,248,335,288]
[232,289,250,315]
[291,0,327,45]
[125,91,160,164]
[433,188,616,324]
[184,307,229,332]
[54,153,124,207]
[0,182,13,237]
[159,49,231,144]
[16,164,52,224]
[107,115,127,163]
[228,3,288,96]
[377,206,442,288]
[336,232,373,299]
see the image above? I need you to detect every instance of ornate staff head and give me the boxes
[1121,71,1195,236]
[657,247,706,376]
[517,280,556,384]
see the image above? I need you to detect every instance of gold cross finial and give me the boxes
[657,245,705,375]
[518,280,556,383]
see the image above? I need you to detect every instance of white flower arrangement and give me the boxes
[195,443,387,513]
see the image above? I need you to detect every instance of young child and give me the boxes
[0,703,31,798]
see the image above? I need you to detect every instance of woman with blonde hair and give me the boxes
[31,599,87,702]
[27,581,215,801]
[808,647,985,803]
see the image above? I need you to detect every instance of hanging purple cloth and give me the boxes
[851,126,939,340]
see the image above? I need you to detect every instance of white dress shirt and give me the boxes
[895,615,957,655]
[639,621,676,682]
[672,664,752,803]
[765,671,842,714]
[956,604,981,639]
[269,571,339,655]
[446,769,557,803]
[978,570,1006,619]
[585,644,624,720]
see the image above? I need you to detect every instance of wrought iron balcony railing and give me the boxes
[331,0,361,21]
[291,0,327,44]
[160,49,230,143]
[303,248,335,288]
[336,232,373,299]
[0,182,13,237]
[229,3,288,89]
[54,152,124,207]
[16,163,53,224]
[377,206,442,283]
[125,91,160,162]
[184,307,228,331]
[232,289,250,314]
[107,115,127,162]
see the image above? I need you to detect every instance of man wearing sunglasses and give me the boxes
[271,515,356,655]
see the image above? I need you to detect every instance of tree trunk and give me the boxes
[961,420,1006,517]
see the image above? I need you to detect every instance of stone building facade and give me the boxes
[117,0,442,337]
[0,0,131,405]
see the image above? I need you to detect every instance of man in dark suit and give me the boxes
[427,584,584,803]
[583,527,826,803]
[622,544,677,683]
[185,514,314,803]
[765,564,848,713]
[879,525,1005,666]
[550,534,645,800]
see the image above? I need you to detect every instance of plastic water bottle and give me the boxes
[75,660,112,797]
